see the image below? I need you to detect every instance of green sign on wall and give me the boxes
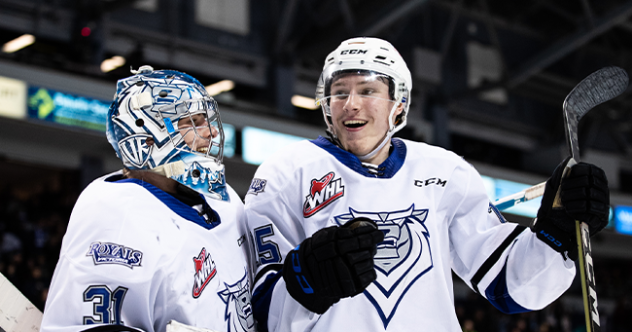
[27,86,110,131]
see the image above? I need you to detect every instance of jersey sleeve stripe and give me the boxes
[470,225,527,294]
[484,264,531,314]
[254,263,283,285]
[252,268,284,332]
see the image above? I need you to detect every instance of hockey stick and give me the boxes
[557,66,628,332]
[0,271,42,332]
[494,67,627,332]
[493,181,546,211]
[494,68,627,213]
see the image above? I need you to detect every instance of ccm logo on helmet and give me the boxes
[340,49,368,55]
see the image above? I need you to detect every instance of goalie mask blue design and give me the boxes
[106,66,229,201]
[334,204,433,328]
[118,134,153,168]
[175,161,229,201]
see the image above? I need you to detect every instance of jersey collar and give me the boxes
[311,136,406,178]
[111,177,221,230]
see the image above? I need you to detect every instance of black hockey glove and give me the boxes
[532,157,609,260]
[283,217,385,314]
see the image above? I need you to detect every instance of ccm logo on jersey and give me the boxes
[86,242,143,268]
[193,247,217,298]
[303,172,345,218]
[414,177,447,187]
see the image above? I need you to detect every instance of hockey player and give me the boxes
[245,37,610,331]
[40,67,255,332]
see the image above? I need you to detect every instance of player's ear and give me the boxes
[391,102,404,121]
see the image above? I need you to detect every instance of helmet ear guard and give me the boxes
[106,66,230,201]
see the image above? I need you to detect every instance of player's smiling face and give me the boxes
[329,74,403,161]
[177,113,218,154]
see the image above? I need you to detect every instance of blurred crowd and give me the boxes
[0,170,630,331]
[456,290,631,332]
[454,257,632,332]
[0,171,78,310]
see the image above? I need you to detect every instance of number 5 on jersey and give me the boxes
[253,225,282,265]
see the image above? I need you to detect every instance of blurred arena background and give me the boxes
[1,0,632,330]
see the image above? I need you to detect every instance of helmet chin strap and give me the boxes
[151,160,186,178]
[328,128,391,162]
[356,101,399,162]
[356,132,392,161]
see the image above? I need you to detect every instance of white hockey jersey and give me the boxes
[41,171,255,332]
[244,136,576,332]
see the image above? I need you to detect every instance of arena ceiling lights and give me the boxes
[100,56,126,73]
[205,80,235,96]
[2,34,35,53]
[291,95,318,110]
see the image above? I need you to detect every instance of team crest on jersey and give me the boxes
[192,247,217,298]
[86,242,143,268]
[303,172,344,217]
[218,271,255,332]
[334,205,433,328]
[247,178,267,195]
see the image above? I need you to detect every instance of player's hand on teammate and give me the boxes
[283,217,384,314]
[532,157,609,260]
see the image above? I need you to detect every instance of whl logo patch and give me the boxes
[303,172,344,217]
[192,247,217,298]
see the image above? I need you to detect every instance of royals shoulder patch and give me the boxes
[86,242,143,269]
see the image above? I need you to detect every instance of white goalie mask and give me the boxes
[106,66,229,201]
[315,37,412,161]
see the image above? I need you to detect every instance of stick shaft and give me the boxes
[577,221,601,332]
[562,67,626,330]
[0,272,42,332]
[553,161,601,331]
[493,181,545,211]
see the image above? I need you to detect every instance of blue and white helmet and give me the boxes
[106,66,229,201]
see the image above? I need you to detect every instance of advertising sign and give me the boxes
[0,76,27,119]
[220,123,235,159]
[242,126,307,165]
[27,86,110,131]
[614,205,632,235]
